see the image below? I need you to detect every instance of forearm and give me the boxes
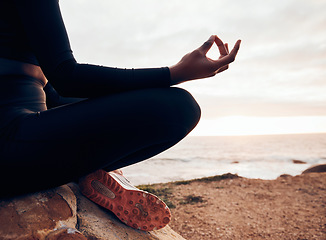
[48,59,171,98]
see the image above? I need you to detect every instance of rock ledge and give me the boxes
[0,183,185,240]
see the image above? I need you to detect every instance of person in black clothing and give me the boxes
[0,0,240,231]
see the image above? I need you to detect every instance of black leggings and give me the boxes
[0,76,201,198]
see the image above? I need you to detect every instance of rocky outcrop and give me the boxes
[0,185,78,240]
[302,164,326,174]
[292,159,307,164]
[0,183,185,240]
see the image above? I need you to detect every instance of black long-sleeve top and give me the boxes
[0,0,171,98]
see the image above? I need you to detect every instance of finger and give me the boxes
[198,35,215,54]
[216,64,229,74]
[225,43,229,54]
[216,39,241,66]
[214,36,228,56]
[228,39,241,59]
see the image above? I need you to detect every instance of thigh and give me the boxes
[16,87,199,142]
[1,87,200,196]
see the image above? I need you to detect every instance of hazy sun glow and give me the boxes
[191,116,326,136]
[60,0,326,137]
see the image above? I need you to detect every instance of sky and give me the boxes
[60,0,326,136]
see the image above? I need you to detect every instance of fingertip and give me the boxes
[199,36,215,53]
[214,36,224,46]
[233,39,241,50]
[209,35,215,42]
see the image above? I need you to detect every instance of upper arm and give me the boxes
[13,0,171,98]
[13,0,75,76]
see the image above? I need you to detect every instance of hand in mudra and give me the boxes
[169,35,241,85]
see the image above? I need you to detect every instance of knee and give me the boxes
[166,87,201,131]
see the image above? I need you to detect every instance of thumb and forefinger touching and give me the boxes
[199,35,241,67]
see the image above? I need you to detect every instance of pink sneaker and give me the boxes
[79,169,171,231]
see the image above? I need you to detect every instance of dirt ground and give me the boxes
[139,172,326,240]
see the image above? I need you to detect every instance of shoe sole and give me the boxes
[79,169,171,231]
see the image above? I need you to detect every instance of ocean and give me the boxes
[122,133,326,185]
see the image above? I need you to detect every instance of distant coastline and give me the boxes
[123,133,326,185]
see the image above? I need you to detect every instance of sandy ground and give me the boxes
[139,172,326,240]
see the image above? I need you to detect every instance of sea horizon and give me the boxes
[191,131,326,137]
[122,132,326,185]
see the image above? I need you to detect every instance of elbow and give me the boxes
[45,59,78,97]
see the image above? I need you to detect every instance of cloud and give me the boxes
[60,0,326,121]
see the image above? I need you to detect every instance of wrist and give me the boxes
[169,65,184,85]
